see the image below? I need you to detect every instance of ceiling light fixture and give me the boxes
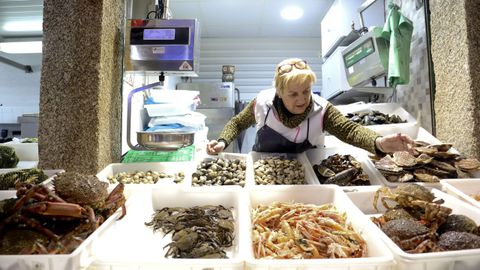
[3,20,43,32]
[0,41,43,54]
[281,6,304,20]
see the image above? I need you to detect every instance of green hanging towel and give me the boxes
[380,4,414,87]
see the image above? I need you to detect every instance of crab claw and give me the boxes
[103,183,126,220]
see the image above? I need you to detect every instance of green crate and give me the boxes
[122,145,195,163]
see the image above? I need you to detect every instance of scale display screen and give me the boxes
[343,38,375,68]
[130,27,189,45]
[143,29,175,40]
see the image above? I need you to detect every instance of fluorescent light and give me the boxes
[3,21,43,32]
[281,6,304,20]
[0,41,43,54]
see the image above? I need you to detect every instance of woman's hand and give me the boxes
[376,133,416,155]
[206,140,226,155]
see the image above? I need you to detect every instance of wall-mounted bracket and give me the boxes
[0,55,33,73]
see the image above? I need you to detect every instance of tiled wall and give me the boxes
[392,0,434,133]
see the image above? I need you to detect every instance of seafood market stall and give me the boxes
[3,97,480,270]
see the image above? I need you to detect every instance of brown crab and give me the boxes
[438,231,480,251]
[381,218,440,253]
[438,214,478,234]
[373,184,452,229]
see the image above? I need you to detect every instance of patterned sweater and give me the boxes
[218,96,381,154]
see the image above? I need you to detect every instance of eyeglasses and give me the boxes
[277,60,308,74]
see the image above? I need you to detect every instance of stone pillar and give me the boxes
[39,0,124,173]
[430,0,480,159]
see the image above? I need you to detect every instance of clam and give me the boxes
[393,151,417,167]
[455,158,480,171]
[413,169,440,183]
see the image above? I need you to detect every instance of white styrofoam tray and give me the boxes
[90,187,247,270]
[346,187,480,270]
[2,141,38,161]
[0,192,124,270]
[96,161,194,198]
[334,103,419,138]
[441,179,480,209]
[249,151,319,186]
[245,185,394,270]
[305,146,385,188]
[184,152,253,189]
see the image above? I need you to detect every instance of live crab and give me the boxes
[0,172,126,254]
[373,183,451,230]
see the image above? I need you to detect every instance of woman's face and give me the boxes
[278,80,312,114]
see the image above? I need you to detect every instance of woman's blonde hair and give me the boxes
[273,58,316,95]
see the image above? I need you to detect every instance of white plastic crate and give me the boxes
[370,147,476,190]
[305,146,385,188]
[0,161,38,172]
[2,141,38,161]
[0,192,123,270]
[96,161,194,198]
[441,179,480,209]
[245,185,394,270]
[335,103,418,138]
[249,151,319,186]
[414,127,439,143]
[371,167,443,190]
[90,187,246,270]
[346,187,480,270]
[184,152,253,189]
[365,127,446,189]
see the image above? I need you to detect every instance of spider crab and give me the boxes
[0,172,126,254]
[373,184,451,230]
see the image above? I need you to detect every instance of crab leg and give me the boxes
[103,183,127,219]
[23,201,87,218]
[2,214,59,240]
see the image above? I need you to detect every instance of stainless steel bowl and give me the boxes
[136,131,195,151]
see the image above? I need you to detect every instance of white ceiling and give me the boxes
[168,0,335,38]
[0,0,334,39]
[0,0,43,39]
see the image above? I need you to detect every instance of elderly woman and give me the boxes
[207,58,414,154]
